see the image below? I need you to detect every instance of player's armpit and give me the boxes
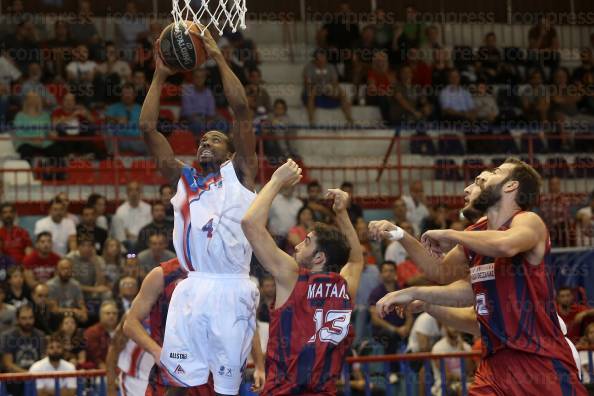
[243,222,299,299]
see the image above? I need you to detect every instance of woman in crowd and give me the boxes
[55,314,86,367]
[13,91,62,162]
[4,266,31,309]
[286,206,314,254]
[87,193,109,230]
[102,238,123,288]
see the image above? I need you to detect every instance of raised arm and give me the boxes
[422,212,545,262]
[369,220,470,284]
[241,160,302,306]
[123,267,164,364]
[196,29,257,189]
[138,44,183,186]
[327,189,364,301]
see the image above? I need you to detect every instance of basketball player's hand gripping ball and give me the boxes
[190,27,222,60]
[271,159,302,188]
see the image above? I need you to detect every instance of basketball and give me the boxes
[158,21,208,72]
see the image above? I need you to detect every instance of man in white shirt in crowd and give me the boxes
[111,181,152,251]
[384,221,415,265]
[430,326,473,396]
[29,335,76,396]
[34,199,77,256]
[402,180,429,236]
[268,186,303,246]
[407,312,441,354]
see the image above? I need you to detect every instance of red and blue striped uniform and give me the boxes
[466,213,586,395]
[146,258,214,396]
[263,268,354,396]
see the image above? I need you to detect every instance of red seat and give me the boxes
[67,159,95,184]
[129,159,167,185]
[169,130,197,155]
[96,159,128,185]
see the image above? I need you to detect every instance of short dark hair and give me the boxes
[0,203,14,212]
[36,231,52,242]
[341,181,353,190]
[273,99,287,110]
[380,261,396,271]
[77,234,94,245]
[159,184,173,195]
[47,334,63,346]
[87,193,105,207]
[504,157,542,210]
[307,180,321,190]
[558,286,573,294]
[152,202,165,210]
[296,206,313,224]
[81,204,95,213]
[122,82,135,92]
[312,223,350,273]
[16,303,33,318]
[48,198,64,207]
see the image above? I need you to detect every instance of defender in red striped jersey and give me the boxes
[375,159,586,395]
[122,258,265,396]
[242,160,364,395]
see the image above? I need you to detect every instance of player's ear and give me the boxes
[503,180,519,193]
[313,251,326,267]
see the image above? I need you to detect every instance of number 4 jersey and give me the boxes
[262,268,354,396]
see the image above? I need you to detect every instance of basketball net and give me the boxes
[171,0,247,35]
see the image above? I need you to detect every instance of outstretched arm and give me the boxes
[197,29,257,189]
[328,189,364,301]
[369,220,470,284]
[376,279,475,318]
[123,267,164,364]
[242,160,302,307]
[422,212,544,259]
[139,43,183,186]
[410,301,480,336]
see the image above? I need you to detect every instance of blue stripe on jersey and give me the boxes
[278,307,293,378]
[185,224,193,268]
[315,343,335,392]
[182,166,198,192]
[511,257,541,352]
[551,358,573,396]
[482,256,508,349]
[293,343,316,391]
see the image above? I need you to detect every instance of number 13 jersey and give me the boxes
[263,268,354,396]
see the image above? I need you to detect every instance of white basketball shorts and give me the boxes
[119,372,148,396]
[160,272,259,395]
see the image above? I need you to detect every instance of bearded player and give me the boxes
[139,25,259,395]
[374,158,586,395]
[122,258,265,396]
[241,159,364,395]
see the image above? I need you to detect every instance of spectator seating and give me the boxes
[168,130,197,155]
[1,159,42,187]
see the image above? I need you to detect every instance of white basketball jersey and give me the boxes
[117,321,154,380]
[171,161,256,274]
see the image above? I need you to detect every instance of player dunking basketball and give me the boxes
[241,159,364,395]
[122,258,265,396]
[374,158,586,395]
[139,27,260,395]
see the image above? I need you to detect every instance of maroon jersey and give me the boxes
[263,268,353,396]
[148,258,186,389]
[466,213,576,370]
